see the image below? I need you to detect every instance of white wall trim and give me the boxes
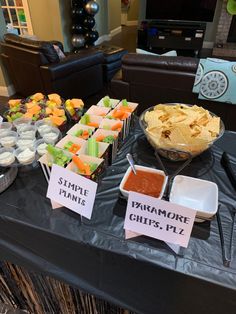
[126,20,138,26]
[110,26,122,37]
[95,34,111,45]
[203,41,214,49]
[0,84,15,97]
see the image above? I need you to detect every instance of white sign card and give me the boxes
[0,116,3,125]
[47,164,98,219]
[124,192,196,248]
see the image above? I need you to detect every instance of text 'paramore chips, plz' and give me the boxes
[144,104,221,155]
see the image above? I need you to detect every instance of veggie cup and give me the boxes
[67,154,104,182]
[78,114,103,129]
[91,129,119,165]
[86,105,110,117]
[106,109,132,140]
[56,135,86,154]
[39,145,72,182]
[96,96,120,109]
[67,124,95,140]
[117,100,139,132]
[79,138,110,167]
[99,118,123,133]
[117,100,139,113]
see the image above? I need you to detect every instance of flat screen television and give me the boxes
[145,0,217,22]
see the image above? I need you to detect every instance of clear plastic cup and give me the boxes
[42,127,60,144]
[18,125,36,139]
[0,122,12,135]
[35,139,48,156]
[13,117,32,132]
[0,147,15,166]
[16,138,35,150]
[0,131,18,148]
[35,119,53,137]
[15,146,36,165]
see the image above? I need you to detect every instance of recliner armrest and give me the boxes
[40,51,104,80]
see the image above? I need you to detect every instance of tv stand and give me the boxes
[138,20,206,56]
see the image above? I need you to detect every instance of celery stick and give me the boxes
[89,162,97,173]
[80,113,89,125]
[103,96,110,107]
[122,99,128,107]
[75,129,83,137]
[87,138,98,157]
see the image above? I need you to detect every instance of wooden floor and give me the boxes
[105,25,137,53]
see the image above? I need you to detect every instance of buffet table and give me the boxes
[0,124,236,314]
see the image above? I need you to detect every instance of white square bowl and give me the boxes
[169,175,218,222]
[119,165,168,199]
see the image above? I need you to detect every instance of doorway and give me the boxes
[228,16,236,43]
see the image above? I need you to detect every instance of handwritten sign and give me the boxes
[47,164,97,219]
[0,116,3,125]
[124,192,196,248]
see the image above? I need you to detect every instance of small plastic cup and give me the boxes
[42,127,60,144]
[0,122,12,135]
[0,147,15,166]
[35,139,48,156]
[13,117,32,132]
[15,146,36,165]
[16,138,35,150]
[35,119,53,137]
[0,131,18,148]
[18,125,36,139]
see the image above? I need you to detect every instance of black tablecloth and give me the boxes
[0,125,236,314]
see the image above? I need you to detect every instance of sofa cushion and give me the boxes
[3,33,60,63]
[136,48,177,57]
[193,58,236,104]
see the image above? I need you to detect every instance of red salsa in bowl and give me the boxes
[120,166,167,198]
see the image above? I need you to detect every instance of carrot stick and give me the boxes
[69,144,81,154]
[96,135,105,142]
[112,110,124,119]
[111,122,122,131]
[120,106,132,112]
[121,112,129,120]
[84,164,91,175]
[72,155,86,172]
[87,122,99,128]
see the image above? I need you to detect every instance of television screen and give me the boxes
[145,0,217,22]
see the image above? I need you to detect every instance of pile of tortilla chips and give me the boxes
[144,104,221,156]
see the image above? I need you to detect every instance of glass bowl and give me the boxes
[139,104,225,161]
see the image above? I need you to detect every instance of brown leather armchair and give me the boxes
[0,34,104,99]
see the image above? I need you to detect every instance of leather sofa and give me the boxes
[111,53,236,131]
[0,34,104,100]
